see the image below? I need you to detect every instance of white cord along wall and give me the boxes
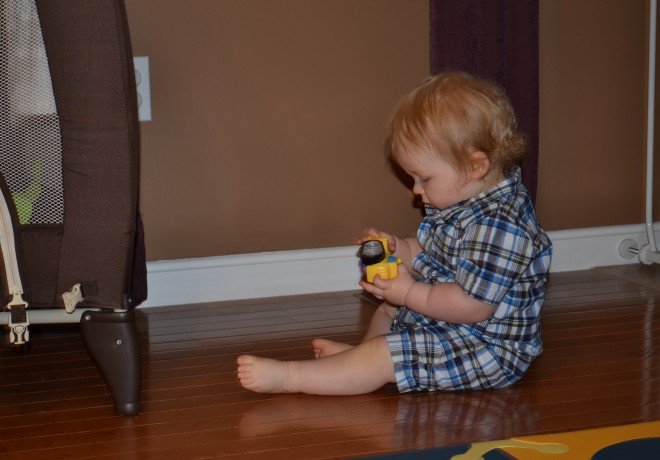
[620,0,660,265]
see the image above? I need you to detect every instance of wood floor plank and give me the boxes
[1,264,659,459]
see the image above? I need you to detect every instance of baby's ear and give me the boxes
[468,151,490,180]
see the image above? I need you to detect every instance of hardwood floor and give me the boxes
[1,264,659,459]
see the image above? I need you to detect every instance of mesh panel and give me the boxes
[0,0,64,225]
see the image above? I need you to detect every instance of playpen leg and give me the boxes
[80,309,141,416]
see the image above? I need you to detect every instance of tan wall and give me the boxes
[537,0,651,229]
[124,0,658,262]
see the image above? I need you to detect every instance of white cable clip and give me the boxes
[62,283,84,313]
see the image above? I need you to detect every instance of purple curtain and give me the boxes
[429,0,539,202]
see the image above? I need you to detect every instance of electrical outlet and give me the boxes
[133,56,152,121]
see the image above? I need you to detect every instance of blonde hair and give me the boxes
[388,71,526,178]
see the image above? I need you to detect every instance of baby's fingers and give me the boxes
[355,228,382,245]
[359,280,384,300]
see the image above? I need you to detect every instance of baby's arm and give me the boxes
[361,272,495,324]
[404,281,495,323]
[391,236,422,270]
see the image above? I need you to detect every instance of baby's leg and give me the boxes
[237,335,395,395]
[363,302,398,341]
[312,338,353,358]
[311,302,397,359]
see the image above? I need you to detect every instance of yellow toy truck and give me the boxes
[359,237,401,283]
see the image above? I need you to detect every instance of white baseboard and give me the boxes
[141,223,660,308]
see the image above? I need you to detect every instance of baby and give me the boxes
[237,70,552,395]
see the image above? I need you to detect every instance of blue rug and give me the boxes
[356,421,660,459]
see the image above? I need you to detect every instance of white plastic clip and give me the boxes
[7,285,29,345]
[62,283,84,313]
[8,311,29,344]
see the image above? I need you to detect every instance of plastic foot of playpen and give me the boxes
[80,309,141,416]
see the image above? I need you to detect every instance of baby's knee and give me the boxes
[363,335,396,380]
[378,302,398,320]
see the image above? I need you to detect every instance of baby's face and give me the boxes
[396,150,487,210]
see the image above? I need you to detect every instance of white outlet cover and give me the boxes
[133,56,151,121]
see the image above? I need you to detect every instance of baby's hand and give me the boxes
[359,266,415,306]
[356,228,397,253]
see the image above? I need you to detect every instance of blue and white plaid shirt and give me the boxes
[387,167,552,391]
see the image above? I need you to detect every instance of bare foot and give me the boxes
[312,338,354,359]
[236,355,296,393]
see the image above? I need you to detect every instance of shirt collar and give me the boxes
[424,166,522,222]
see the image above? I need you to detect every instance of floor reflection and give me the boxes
[238,383,540,453]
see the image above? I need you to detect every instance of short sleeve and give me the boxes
[455,220,534,305]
